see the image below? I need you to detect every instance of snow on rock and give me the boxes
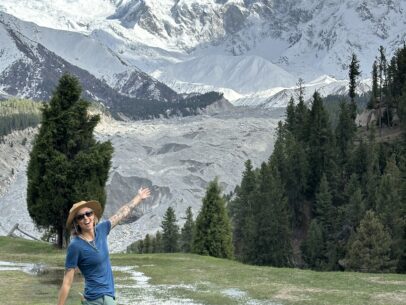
[151,54,297,94]
[0,0,404,107]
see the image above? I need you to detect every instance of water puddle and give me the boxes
[0,260,82,286]
[221,287,281,305]
[113,266,202,305]
[0,261,279,305]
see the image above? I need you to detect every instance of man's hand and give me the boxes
[137,187,151,200]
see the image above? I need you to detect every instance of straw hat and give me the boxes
[66,200,102,229]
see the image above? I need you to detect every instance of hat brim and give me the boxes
[66,200,102,229]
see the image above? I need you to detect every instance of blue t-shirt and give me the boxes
[65,220,114,301]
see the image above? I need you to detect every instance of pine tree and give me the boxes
[194,179,233,259]
[399,86,406,137]
[285,97,296,133]
[294,79,309,141]
[307,91,336,195]
[27,74,113,248]
[364,130,381,211]
[349,53,361,120]
[153,231,163,253]
[161,207,180,253]
[336,101,356,169]
[180,206,195,253]
[253,163,292,266]
[375,157,404,268]
[283,132,308,227]
[229,160,256,261]
[144,234,152,253]
[344,175,366,230]
[368,60,378,109]
[314,174,334,234]
[378,46,388,132]
[302,219,325,269]
[346,211,395,273]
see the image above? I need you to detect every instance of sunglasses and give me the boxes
[75,210,94,221]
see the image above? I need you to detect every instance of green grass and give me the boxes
[1,236,405,305]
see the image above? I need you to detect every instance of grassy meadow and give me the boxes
[0,236,405,305]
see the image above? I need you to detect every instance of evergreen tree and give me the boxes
[399,86,406,137]
[314,174,334,234]
[285,97,296,133]
[378,46,388,131]
[348,139,369,186]
[138,240,145,254]
[307,91,336,195]
[144,234,152,253]
[180,206,195,253]
[229,160,256,261]
[294,79,309,141]
[368,60,378,109]
[153,231,163,253]
[194,179,233,259]
[349,53,361,119]
[335,101,356,171]
[364,129,381,211]
[253,163,292,266]
[27,74,113,248]
[284,132,308,227]
[346,211,395,273]
[161,207,180,253]
[375,157,405,268]
[344,175,366,230]
[302,219,325,269]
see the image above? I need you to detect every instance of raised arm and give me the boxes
[109,187,151,229]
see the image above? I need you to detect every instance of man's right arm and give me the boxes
[57,268,75,305]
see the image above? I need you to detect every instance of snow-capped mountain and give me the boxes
[0,11,225,119]
[0,11,176,98]
[1,0,405,107]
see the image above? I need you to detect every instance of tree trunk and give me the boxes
[57,226,63,249]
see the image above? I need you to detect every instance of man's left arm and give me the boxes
[109,187,151,229]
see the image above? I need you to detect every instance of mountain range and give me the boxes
[1,0,406,250]
[1,0,405,108]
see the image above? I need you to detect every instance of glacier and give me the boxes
[0,108,284,252]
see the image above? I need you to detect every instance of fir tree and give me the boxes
[161,207,180,253]
[294,79,309,141]
[283,131,308,227]
[314,174,334,234]
[144,234,152,253]
[378,46,388,132]
[335,101,356,170]
[368,60,378,109]
[344,174,366,230]
[27,74,113,248]
[253,163,292,266]
[229,160,256,261]
[194,179,233,259]
[346,211,395,273]
[349,53,361,120]
[307,91,336,195]
[153,231,163,253]
[285,97,296,133]
[375,157,405,268]
[180,206,195,253]
[302,219,325,269]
